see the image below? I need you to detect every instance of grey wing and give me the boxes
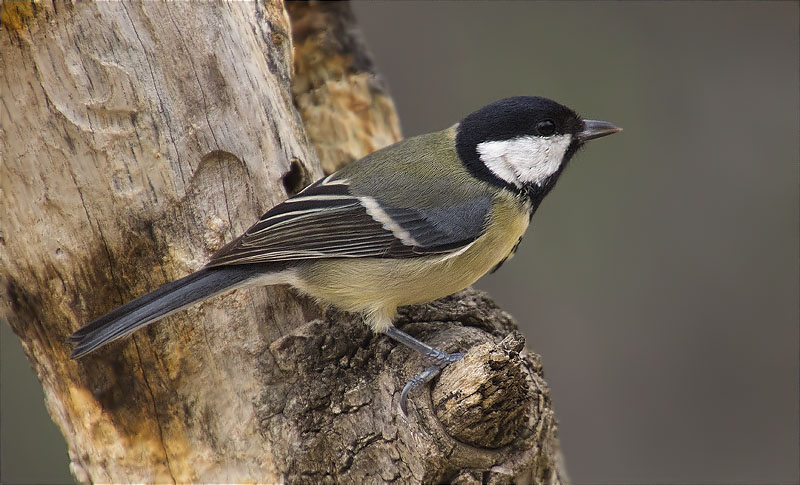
[206,175,492,266]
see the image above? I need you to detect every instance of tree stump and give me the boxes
[0,1,566,483]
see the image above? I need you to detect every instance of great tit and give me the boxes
[69,96,620,412]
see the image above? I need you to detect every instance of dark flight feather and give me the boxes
[207,176,492,266]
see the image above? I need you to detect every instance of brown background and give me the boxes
[2,1,798,483]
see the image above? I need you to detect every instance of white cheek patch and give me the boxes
[477,134,572,187]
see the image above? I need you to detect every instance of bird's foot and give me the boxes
[399,351,464,417]
[383,326,466,417]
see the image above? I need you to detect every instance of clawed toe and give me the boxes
[443,351,464,364]
[398,351,465,417]
[383,326,467,417]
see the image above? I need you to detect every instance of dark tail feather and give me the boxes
[70,266,264,359]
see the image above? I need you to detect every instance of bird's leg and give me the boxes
[384,326,464,416]
[384,326,463,366]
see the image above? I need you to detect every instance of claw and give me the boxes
[384,326,467,417]
[398,351,465,418]
[442,351,465,364]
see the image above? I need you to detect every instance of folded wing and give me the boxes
[207,174,492,266]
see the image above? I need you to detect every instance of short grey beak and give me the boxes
[577,119,622,142]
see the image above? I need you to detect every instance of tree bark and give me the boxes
[0,1,566,483]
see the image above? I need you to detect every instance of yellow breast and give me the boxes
[294,194,530,332]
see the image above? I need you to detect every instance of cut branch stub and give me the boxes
[432,332,533,449]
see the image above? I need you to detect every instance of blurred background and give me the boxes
[2,1,797,483]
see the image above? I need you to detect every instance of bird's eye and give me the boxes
[536,120,556,136]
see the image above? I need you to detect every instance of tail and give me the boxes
[69,265,267,359]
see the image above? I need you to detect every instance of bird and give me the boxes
[69,96,621,414]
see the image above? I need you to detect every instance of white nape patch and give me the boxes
[359,196,420,247]
[477,134,572,187]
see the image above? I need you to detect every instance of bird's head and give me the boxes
[456,96,621,197]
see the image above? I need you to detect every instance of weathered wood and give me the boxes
[1,1,565,483]
[1,2,318,482]
[259,290,565,484]
[286,0,402,174]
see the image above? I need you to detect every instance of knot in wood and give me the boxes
[431,332,532,449]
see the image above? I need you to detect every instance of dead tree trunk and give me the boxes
[0,1,566,483]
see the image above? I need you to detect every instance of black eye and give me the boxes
[535,119,556,136]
